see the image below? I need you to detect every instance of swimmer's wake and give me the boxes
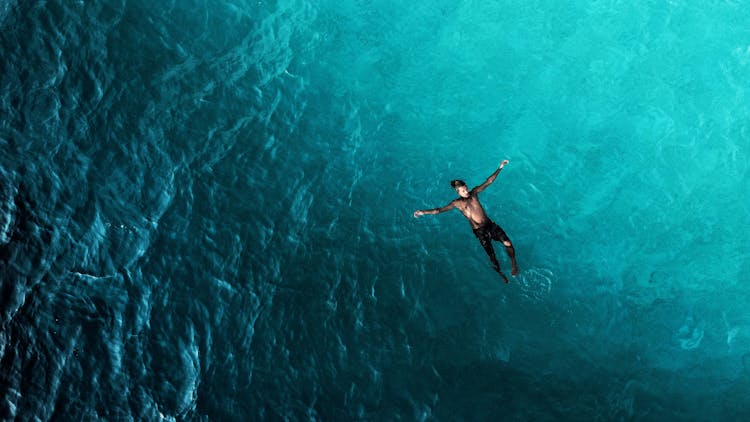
[515,268,554,302]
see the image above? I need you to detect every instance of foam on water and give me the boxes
[515,268,554,304]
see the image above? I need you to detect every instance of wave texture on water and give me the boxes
[2,0,750,420]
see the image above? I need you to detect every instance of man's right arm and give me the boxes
[413,201,455,218]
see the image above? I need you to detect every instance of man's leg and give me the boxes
[478,238,509,283]
[492,223,519,276]
[502,240,519,276]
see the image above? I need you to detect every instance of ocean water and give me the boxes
[2,0,750,420]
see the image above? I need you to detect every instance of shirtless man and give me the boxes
[413,160,518,283]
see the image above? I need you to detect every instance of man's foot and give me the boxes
[511,266,519,276]
[491,261,509,283]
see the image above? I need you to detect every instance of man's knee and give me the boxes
[503,240,512,247]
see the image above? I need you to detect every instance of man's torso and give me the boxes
[454,192,490,229]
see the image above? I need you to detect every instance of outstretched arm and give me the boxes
[473,159,509,193]
[413,201,456,218]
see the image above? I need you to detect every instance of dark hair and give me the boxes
[450,179,466,188]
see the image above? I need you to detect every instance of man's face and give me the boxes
[455,185,469,198]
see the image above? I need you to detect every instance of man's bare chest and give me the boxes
[456,197,483,212]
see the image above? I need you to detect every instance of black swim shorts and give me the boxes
[472,221,510,246]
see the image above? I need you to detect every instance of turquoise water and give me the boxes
[2,0,750,419]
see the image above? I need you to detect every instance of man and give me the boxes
[413,160,518,283]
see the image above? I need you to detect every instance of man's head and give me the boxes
[451,179,470,198]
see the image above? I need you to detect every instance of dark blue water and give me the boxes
[2,1,750,420]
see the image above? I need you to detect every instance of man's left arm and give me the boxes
[473,159,509,193]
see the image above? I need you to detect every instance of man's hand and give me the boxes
[413,210,424,218]
[499,159,509,169]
